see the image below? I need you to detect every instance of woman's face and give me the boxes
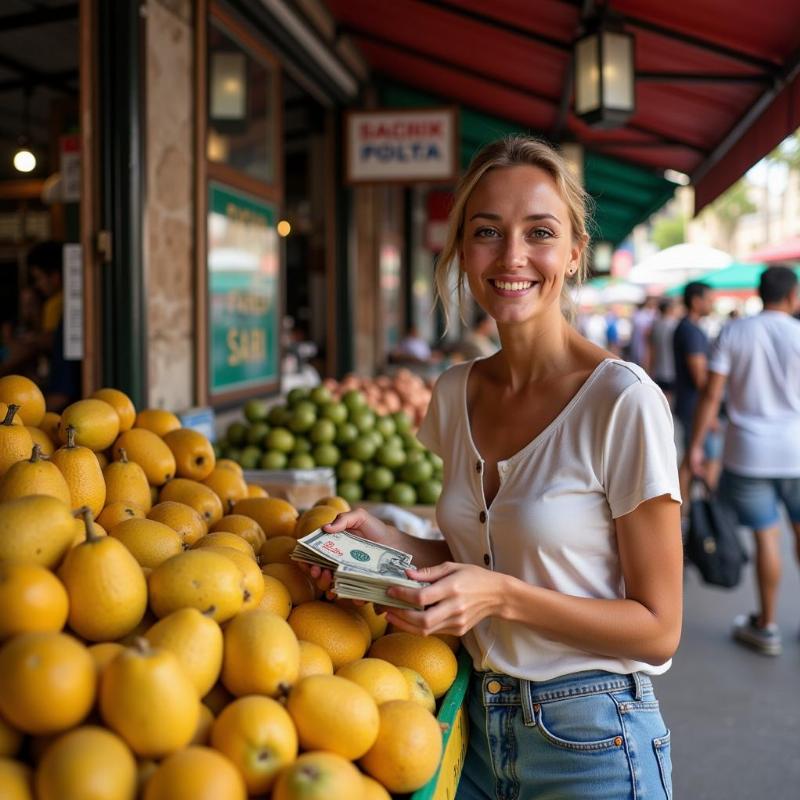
[460,165,582,327]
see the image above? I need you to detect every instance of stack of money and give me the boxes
[291,529,428,610]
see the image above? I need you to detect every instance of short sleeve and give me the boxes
[685,324,708,356]
[708,324,732,375]
[602,381,681,518]
[416,376,443,457]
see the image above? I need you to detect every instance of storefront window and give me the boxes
[207,19,277,185]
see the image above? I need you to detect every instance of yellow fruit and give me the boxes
[142,746,246,800]
[0,402,23,425]
[112,428,176,486]
[202,467,248,514]
[362,773,392,800]
[0,715,22,758]
[342,600,388,641]
[0,444,71,506]
[0,632,95,735]
[246,484,268,498]
[0,562,68,640]
[313,495,351,513]
[35,725,137,800]
[95,450,109,469]
[286,674,379,759]
[100,638,200,758]
[148,501,207,547]
[368,632,457,698]
[202,683,234,716]
[0,405,33,478]
[88,642,125,675]
[288,601,370,669]
[190,702,215,746]
[0,758,33,800]
[257,574,292,618]
[114,609,157,646]
[210,695,298,795]
[148,549,245,623]
[50,425,106,518]
[40,412,60,444]
[397,667,436,713]
[202,546,264,611]
[216,458,244,477]
[336,658,410,706]
[0,375,45,426]
[261,563,318,605]
[103,449,152,511]
[149,485,159,505]
[231,497,298,538]
[163,429,216,481]
[159,479,223,525]
[144,608,223,697]
[68,515,108,547]
[434,633,461,653]
[110,517,184,569]
[221,609,300,698]
[360,700,443,792]
[134,408,181,438]
[293,505,339,539]
[191,531,255,557]
[297,640,334,679]
[96,501,145,531]
[0,495,75,568]
[59,399,120,451]
[272,751,363,800]
[260,534,296,564]
[58,512,148,642]
[90,387,137,432]
[25,427,53,457]
[211,513,265,551]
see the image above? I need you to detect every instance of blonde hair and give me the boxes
[434,135,593,329]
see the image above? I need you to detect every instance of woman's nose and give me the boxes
[500,235,527,267]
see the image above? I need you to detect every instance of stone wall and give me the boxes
[144,0,195,411]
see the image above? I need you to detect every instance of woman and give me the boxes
[314,136,682,799]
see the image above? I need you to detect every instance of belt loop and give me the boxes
[632,671,643,701]
[520,679,536,726]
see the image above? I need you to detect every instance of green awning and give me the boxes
[379,84,677,246]
[663,262,788,296]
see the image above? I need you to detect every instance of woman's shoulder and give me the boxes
[585,359,666,410]
[431,358,478,397]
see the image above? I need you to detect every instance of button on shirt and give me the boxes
[417,358,681,683]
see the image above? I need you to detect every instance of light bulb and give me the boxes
[277,220,291,237]
[13,148,36,173]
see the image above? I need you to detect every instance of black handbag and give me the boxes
[684,479,748,588]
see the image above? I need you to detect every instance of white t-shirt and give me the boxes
[709,311,800,477]
[417,358,680,682]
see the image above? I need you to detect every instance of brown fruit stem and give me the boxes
[133,637,152,656]
[1,403,19,426]
[76,506,101,542]
[118,448,129,463]
[29,443,42,462]
[65,425,77,449]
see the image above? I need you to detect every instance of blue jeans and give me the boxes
[718,469,800,530]
[456,670,672,800]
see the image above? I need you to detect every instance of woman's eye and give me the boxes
[475,227,500,238]
[530,228,553,239]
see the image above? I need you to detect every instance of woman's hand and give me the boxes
[383,562,505,636]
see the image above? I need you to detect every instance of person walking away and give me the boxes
[686,266,800,656]
[647,298,679,406]
[629,297,658,366]
[305,136,682,799]
[456,311,499,360]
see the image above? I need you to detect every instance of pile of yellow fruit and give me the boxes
[0,375,459,800]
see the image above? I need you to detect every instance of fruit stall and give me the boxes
[0,373,468,800]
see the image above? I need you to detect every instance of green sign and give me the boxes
[208,182,280,396]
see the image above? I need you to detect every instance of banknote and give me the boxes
[333,563,428,610]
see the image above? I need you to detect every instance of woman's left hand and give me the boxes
[384,562,504,636]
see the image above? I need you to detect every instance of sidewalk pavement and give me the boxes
[655,514,800,799]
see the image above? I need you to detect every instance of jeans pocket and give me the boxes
[534,694,624,752]
[653,730,672,800]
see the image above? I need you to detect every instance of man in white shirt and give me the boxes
[687,266,800,656]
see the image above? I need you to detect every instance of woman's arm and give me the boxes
[388,494,683,666]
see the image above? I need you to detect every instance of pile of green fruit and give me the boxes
[216,386,443,507]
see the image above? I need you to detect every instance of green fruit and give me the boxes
[292,437,312,455]
[387,482,416,506]
[391,411,413,434]
[266,427,295,454]
[309,419,336,444]
[321,402,348,425]
[375,416,397,439]
[260,450,288,469]
[376,444,406,470]
[366,491,384,503]
[288,453,315,470]
[226,421,248,446]
[348,436,377,463]
[337,459,364,482]
[313,443,341,468]
[268,404,290,426]
[401,458,433,485]
[335,422,359,446]
[417,479,442,505]
[400,431,424,452]
[427,452,444,470]
[223,446,242,462]
[367,430,384,449]
[245,421,270,446]
[289,403,317,434]
[243,398,269,423]
[212,442,224,459]
[337,481,363,505]
[365,466,394,492]
[342,390,367,412]
[309,385,333,406]
[384,434,404,451]
[351,408,376,433]
[433,466,443,482]
[287,387,310,406]
[239,445,262,469]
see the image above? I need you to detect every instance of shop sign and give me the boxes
[60,135,81,203]
[207,183,280,398]
[346,108,458,184]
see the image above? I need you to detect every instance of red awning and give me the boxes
[745,236,800,263]
[324,0,800,214]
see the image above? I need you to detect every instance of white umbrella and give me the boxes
[627,244,733,288]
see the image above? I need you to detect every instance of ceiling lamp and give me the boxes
[574,14,635,129]
[13,87,36,173]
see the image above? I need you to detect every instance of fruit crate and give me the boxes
[404,647,472,800]
[242,468,336,509]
